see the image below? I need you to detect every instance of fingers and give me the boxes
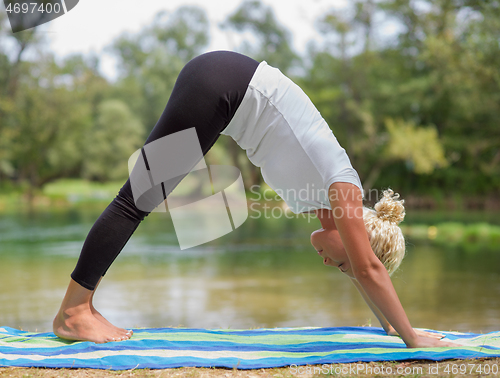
[415,329,445,339]
[428,332,445,339]
[440,340,461,347]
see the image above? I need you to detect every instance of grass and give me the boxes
[3,178,499,253]
[0,181,498,376]
[43,179,123,201]
[1,359,499,377]
[401,222,500,252]
[0,179,124,212]
[0,178,278,211]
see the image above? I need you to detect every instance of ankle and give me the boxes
[58,302,92,319]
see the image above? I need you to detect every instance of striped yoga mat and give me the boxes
[1,326,499,370]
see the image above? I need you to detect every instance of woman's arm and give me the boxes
[349,277,393,334]
[349,277,444,339]
[329,182,455,348]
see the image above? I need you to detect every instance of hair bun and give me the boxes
[374,189,405,224]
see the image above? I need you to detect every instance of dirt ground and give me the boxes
[1,358,499,378]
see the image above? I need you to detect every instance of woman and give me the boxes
[53,51,456,348]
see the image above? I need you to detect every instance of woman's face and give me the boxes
[310,228,354,277]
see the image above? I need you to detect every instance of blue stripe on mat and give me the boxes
[1,326,499,370]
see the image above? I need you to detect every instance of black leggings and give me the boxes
[71,51,259,290]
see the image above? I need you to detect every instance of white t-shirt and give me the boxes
[220,61,363,214]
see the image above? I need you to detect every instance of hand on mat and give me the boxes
[387,328,445,340]
[408,336,460,348]
[386,328,460,348]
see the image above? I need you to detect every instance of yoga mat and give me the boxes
[0,326,499,370]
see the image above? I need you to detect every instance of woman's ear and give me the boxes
[310,229,320,249]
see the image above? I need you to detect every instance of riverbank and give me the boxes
[401,222,500,252]
[1,358,499,377]
[1,179,499,213]
[0,179,123,213]
[1,179,499,253]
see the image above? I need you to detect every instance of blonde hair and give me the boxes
[363,189,406,276]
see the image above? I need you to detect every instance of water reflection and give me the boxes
[0,210,498,334]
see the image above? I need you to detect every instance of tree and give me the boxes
[153,6,209,62]
[109,6,210,137]
[82,99,144,181]
[376,0,500,194]
[302,0,499,197]
[6,54,92,194]
[0,12,43,185]
[0,48,117,197]
[219,0,302,189]
[221,0,300,74]
[384,118,448,172]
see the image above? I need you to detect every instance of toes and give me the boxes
[112,331,131,342]
[94,328,132,343]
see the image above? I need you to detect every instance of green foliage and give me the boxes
[403,222,500,253]
[303,0,500,196]
[219,0,303,188]
[3,54,93,188]
[109,6,209,136]
[153,7,209,62]
[385,118,448,174]
[222,0,300,74]
[82,99,144,181]
[42,178,123,205]
[0,0,499,202]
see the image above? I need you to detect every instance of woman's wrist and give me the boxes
[401,331,420,347]
[385,325,397,335]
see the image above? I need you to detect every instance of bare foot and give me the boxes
[53,306,132,343]
[90,304,133,336]
[89,277,133,336]
[53,278,132,343]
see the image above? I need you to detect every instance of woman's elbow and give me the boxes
[353,260,386,281]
